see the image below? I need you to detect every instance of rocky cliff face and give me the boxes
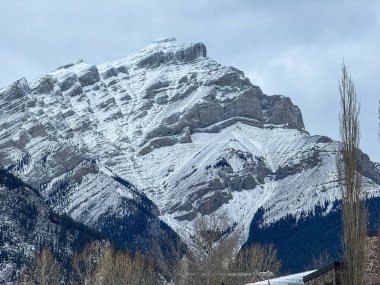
[0,38,379,268]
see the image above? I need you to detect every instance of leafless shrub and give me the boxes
[171,211,281,285]
[191,212,238,285]
[231,243,281,284]
[69,241,106,285]
[16,247,62,285]
[74,241,155,285]
[308,249,334,270]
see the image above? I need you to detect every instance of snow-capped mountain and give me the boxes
[0,38,379,271]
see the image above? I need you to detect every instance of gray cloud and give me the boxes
[1,0,379,160]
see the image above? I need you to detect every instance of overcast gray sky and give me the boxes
[1,0,379,161]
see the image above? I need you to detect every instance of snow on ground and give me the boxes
[247,270,316,285]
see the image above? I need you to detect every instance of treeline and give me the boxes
[247,196,380,274]
[14,212,281,285]
[15,241,156,285]
[247,201,342,273]
[48,210,106,253]
[0,168,38,195]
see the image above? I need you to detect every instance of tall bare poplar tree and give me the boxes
[338,63,366,285]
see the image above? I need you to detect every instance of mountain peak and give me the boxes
[152,37,177,44]
[125,39,207,69]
